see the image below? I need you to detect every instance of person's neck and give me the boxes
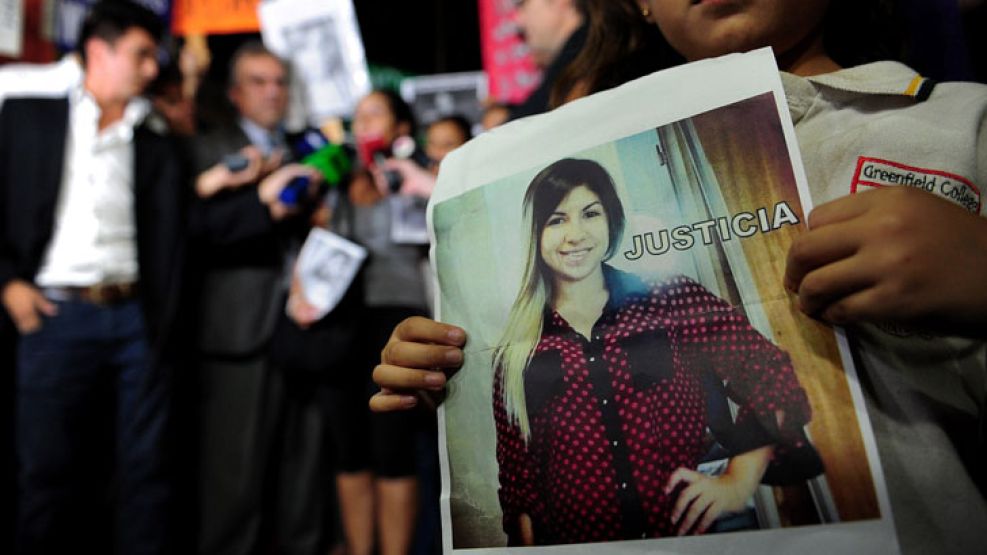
[553,267,608,339]
[241,116,279,136]
[84,77,128,131]
[777,30,840,77]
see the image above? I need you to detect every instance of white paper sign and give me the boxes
[0,0,24,58]
[295,227,366,319]
[428,49,898,555]
[259,0,371,125]
[400,71,488,128]
[390,194,429,245]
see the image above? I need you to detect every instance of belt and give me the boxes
[43,282,139,305]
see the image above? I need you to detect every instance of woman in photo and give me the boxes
[492,158,813,545]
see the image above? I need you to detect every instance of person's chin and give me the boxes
[558,262,599,282]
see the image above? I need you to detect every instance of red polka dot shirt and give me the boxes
[493,267,811,545]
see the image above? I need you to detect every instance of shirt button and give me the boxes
[589,356,595,362]
[602,399,608,406]
[621,482,628,489]
[612,440,618,447]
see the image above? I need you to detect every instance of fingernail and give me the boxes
[401,395,418,408]
[424,372,444,387]
[447,328,465,343]
[444,349,463,364]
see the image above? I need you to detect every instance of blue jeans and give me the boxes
[15,298,170,555]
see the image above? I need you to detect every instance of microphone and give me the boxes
[279,130,352,206]
[359,135,429,193]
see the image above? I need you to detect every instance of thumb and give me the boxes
[36,296,59,317]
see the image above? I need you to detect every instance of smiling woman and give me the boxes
[490,158,814,545]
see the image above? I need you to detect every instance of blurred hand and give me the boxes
[369,316,467,412]
[375,158,437,198]
[179,34,211,100]
[257,163,322,220]
[481,103,510,130]
[785,187,987,335]
[180,34,211,80]
[1,279,57,334]
[259,148,285,178]
[194,145,264,198]
[286,274,322,329]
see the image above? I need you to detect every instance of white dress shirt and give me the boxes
[238,116,286,156]
[34,86,150,287]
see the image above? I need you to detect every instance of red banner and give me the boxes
[478,0,540,104]
[172,0,262,36]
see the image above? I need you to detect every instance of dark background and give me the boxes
[195,0,484,128]
[204,0,482,82]
[355,0,482,75]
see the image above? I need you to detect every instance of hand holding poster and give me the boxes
[428,49,897,554]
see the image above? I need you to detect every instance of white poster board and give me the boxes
[0,0,24,58]
[259,0,371,126]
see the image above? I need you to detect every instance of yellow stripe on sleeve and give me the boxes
[903,75,924,97]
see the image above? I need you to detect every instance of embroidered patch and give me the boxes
[851,157,981,213]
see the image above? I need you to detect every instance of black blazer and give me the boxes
[0,96,272,365]
[188,122,284,358]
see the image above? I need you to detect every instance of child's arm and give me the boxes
[785,186,987,335]
[369,316,466,411]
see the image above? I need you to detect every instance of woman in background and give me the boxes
[424,115,472,173]
[334,89,432,555]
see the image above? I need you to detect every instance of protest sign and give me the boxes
[429,48,897,554]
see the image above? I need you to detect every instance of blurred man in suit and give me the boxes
[188,41,324,555]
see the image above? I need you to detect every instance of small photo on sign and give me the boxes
[390,194,429,245]
[295,227,367,319]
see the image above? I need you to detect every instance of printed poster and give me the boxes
[429,49,898,554]
[0,0,24,57]
[259,0,371,126]
[295,227,366,320]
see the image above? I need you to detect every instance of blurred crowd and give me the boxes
[1,1,985,555]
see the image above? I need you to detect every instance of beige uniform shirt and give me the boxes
[784,62,987,555]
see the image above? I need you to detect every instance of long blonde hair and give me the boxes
[493,159,625,440]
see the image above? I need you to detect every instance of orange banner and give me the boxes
[171,0,261,36]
